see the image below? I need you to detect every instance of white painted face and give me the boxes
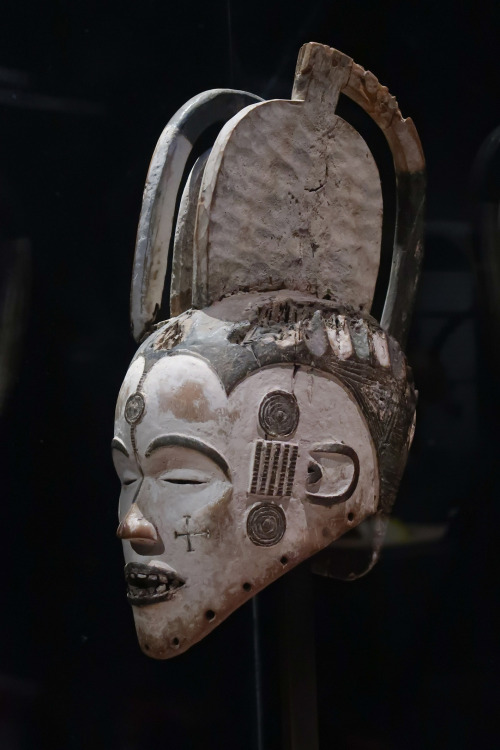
[113,354,378,658]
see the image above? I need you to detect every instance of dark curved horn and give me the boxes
[340,57,425,349]
[294,45,426,349]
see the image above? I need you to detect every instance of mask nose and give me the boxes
[117,504,158,546]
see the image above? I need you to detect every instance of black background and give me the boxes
[1,1,500,748]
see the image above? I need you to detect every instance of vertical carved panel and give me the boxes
[250,439,298,497]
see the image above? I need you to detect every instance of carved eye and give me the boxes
[305,444,359,507]
[122,478,138,487]
[162,478,207,486]
[160,470,212,486]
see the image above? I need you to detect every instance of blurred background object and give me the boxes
[0,238,31,413]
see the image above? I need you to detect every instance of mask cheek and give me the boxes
[180,480,233,534]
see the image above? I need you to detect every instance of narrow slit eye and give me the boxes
[122,478,137,487]
[162,478,207,485]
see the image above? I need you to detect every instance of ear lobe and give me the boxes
[305,444,359,507]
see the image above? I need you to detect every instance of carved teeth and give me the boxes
[147,560,177,574]
[124,562,185,606]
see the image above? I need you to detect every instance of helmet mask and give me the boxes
[113,43,425,658]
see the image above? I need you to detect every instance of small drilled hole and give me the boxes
[280,556,288,565]
[347,512,355,522]
[205,609,216,621]
[144,643,150,651]
[172,637,180,647]
[243,582,252,592]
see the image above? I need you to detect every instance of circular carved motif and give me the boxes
[125,393,145,425]
[247,503,286,547]
[259,390,299,438]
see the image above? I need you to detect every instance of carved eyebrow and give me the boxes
[144,434,230,478]
[111,437,129,457]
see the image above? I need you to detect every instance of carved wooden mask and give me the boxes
[113,43,425,658]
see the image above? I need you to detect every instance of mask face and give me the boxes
[113,41,424,660]
[113,343,378,658]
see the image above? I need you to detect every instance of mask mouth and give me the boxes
[125,562,185,606]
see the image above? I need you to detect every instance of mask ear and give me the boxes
[305,444,359,507]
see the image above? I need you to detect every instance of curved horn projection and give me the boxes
[340,56,425,348]
[342,63,425,349]
[131,88,263,342]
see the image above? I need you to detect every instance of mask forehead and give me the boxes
[114,356,146,452]
[131,355,229,458]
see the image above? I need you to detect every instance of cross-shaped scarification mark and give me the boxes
[174,515,210,552]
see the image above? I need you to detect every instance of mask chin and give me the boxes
[132,582,229,658]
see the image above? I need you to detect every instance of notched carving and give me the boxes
[250,439,298,497]
[345,63,401,129]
